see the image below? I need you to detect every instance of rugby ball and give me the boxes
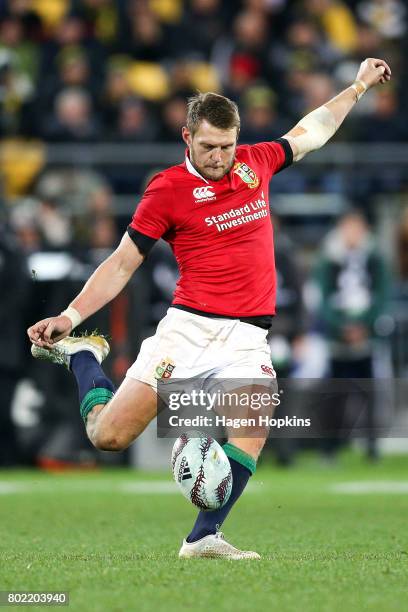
[171,432,233,511]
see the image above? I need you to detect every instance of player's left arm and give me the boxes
[283,58,392,162]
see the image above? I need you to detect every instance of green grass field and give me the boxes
[1,452,408,611]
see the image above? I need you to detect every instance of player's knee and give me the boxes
[90,429,129,452]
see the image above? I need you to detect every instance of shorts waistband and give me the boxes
[171,304,273,330]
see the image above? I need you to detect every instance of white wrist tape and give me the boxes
[292,106,338,161]
[60,306,82,330]
[350,79,367,102]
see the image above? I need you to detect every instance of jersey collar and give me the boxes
[185,150,209,184]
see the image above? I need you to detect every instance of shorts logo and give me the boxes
[154,357,176,380]
[233,162,259,189]
[261,364,276,377]
[193,186,216,203]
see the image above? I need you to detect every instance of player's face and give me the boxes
[182,120,238,181]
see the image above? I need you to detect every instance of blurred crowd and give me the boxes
[0,0,407,245]
[0,0,408,468]
[0,0,406,241]
[0,0,406,145]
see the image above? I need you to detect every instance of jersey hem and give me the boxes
[172,302,275,319]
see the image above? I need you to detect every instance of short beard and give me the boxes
[190,152,235,182]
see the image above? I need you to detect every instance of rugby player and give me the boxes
[28,58,391,559]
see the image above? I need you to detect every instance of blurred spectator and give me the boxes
[0,221,29,465]
[0,14,39,134]
[38,198,72,248]
[356,85,407,142]
[269,17,336,84]
[394,206,408,334]
[305,0,358,55]
[145,240,178,330]
[314,210,390,459]
[239,85,291,143]
[244,0,280,12]
[57,46,91,89]
[283,69,337,124]
[170,0,227,61]
[215,9,270,103]
[357,0,406,40]
[90,213,117,249]
[315,211,389,358]
[166,60,197,101]
[25,0,68,33]
[0,14,39,85]
[5,0,44,36]
[122,4,168,61]
[9,198,43,253]
[397,209,408,289]
[32,166,115,249]
[159,95,187,142]
[269,19,337,119]
[301,72,336,114]
[100,55,133,129]
[87,213,118,267]
[10,196,72,250]
[0,51,24,134]
[353,23,384,60]
[38,12,105,98]
[35,166,112,214]
[270,225,307,375]
[267,220,307,466]
[43,87,100,142]
[35,45,99,129]
[112,96,158,141]
[74,0,121,48]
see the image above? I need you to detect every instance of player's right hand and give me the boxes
[27,315,73,349]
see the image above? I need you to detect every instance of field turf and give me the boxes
[0,452,407,611]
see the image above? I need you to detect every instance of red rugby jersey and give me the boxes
[128,140,292,317]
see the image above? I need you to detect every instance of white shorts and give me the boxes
[126,307,276,390]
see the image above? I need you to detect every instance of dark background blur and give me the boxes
[0,0,407,469]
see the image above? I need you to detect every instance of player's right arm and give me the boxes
[27,233,144,348]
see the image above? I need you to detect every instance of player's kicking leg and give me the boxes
[31,330,269,560]
[31,334,157,450]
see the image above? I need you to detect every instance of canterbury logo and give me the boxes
[261,364,276,377]
[193,186,215,201]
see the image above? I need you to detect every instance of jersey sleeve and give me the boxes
[248,138,293,178]
[127,173,174,254]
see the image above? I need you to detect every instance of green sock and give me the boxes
[80,388,114,423]
[223,442,257,474]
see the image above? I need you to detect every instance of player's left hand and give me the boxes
[356,58,392,89]
[27,315,73,349]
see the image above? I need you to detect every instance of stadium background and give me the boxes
[1,0,407,468]
[1,1,408,609]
